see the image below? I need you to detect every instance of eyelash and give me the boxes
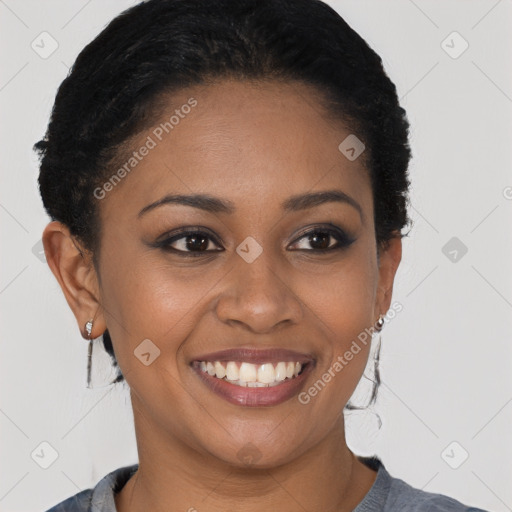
[153,225,355,257]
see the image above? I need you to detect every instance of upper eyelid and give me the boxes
[159,227,222,244]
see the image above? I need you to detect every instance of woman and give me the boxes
[36,0,488,510]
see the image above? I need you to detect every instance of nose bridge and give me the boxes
[215,239,302,332]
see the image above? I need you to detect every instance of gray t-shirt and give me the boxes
[44,456,489,511]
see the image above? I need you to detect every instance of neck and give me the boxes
[116,409,377,512]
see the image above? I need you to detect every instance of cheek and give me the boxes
[97,250,222,373]
[298,254,377,388]
[301,252,377,335]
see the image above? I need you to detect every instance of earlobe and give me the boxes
[41,221,107,339]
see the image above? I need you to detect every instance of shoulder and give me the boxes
[43,464,138,512]
[384,468,488,511]
[356,456,489,512]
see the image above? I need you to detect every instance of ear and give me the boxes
[42,221,107,340]
[374,233,402,319]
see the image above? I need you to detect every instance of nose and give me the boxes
[215,248,303,334]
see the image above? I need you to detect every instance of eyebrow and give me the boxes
[138,189,364,222]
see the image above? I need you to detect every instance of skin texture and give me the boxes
[43,79,402,512]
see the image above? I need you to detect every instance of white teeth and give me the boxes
[248,381,267,388]
[226,361,239,381]
[275,362,287,381]
[239,362,257,382]
[257,363,275,384]
[198,360,305,387]
[206,362,216,376]
[214,361,226,379]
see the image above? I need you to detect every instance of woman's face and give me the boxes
[73,79,401,467]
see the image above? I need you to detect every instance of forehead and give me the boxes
[99,79,372,222]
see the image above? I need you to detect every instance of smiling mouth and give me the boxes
[190,348,314,406]
[196,360,305,387]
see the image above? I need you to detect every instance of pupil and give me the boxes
[187,235,208,251]
[310,232,329,249]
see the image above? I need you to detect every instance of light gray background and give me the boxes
[1,1,511,511]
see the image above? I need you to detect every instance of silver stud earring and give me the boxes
[375,314,385,332]
[85,319,93,338]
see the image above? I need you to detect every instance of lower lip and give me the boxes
[191,362,314,407]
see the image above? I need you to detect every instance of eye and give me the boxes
[155,228,223,257]
[153,224,355,257]
[289,225,355,252]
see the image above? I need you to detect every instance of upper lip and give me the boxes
[191,348,315,365]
